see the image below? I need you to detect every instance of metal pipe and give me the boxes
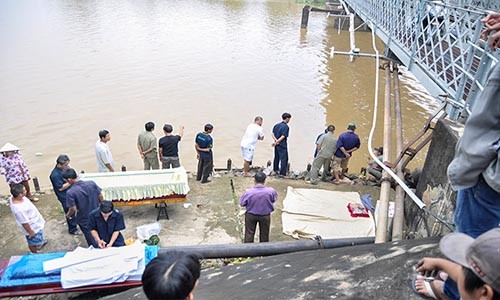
[375,63,392,244]
[392,64,405,241]
[158,237,375,259]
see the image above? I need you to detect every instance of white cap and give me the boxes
[0,143,20,153]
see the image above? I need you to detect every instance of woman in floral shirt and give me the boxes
[0,143,38,202]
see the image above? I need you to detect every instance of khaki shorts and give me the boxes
[332,156,348,171]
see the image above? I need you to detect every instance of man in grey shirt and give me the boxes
[137,122,159,170]
[308,125,337,185]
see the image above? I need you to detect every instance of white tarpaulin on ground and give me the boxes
[281,187,376,239]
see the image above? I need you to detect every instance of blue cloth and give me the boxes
[25,231,45,246]
[314,132,325,157]
[360,194,375,212]
[442,176,500,300]
[239,185,278,216]
[335,131,360,158]
[0,246,159,287]
[49,166,78,233]
[195,132,213,159]
[272,121,290,148]
[88,208,126,247]
[273,146,288,176]
[66,180,101,225]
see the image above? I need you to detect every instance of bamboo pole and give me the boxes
[375,63,393,243]
[392,64,405,241]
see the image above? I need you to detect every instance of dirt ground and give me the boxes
[0,173,381,260]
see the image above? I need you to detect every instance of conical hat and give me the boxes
[0,143,20,152]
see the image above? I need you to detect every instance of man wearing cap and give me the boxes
[49,155,80,235]
[137,122,160,170]
[95,130,115,172]
[414,228,500,300]
[366,147,384,181]
[88,201,126,248]
[308,125,337,185]
[333,123,361,182]
[0,143,38,202]
[63,168,103,247]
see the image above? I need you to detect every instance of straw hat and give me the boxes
[0,143,20,153]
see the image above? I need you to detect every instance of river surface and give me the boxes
[0,0,437,194]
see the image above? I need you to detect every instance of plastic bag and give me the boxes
[136,222,162,241]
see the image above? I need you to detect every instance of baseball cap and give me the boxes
[374,147,383,155]
[439,228,500,293]
[347,123,356,130]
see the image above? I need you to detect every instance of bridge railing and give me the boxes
[341,0,499,120]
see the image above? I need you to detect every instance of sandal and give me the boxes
[412,275,447,300]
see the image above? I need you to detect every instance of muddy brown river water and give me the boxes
[0,0,438,193]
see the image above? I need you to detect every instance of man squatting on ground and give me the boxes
[195,124,214,183]
[308,124,337,185]
[142,252,201,300]
[63,168,104,248]
[49,154,81,235]
[241,116,265,177]
[89,201,126,248]
[239,172,278,243]
[272,112,292,176]
[9,183,47,253]
[159,123,184,169]
[95,129,115,172]
[332,123,360,181]
[414,12,500,300]
[137,122,160,170]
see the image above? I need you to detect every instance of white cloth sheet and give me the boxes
[43,242,145,289]
[281,187,375,239]
[80,167,190,201]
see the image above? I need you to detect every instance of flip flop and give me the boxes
[412,275,439,300]
[36,239,49,251]
[29,197,40,202]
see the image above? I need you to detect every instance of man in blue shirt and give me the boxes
[333,123,361,182]
[195,124,214,184]
[49,155,80,235]
[272,113,292,176]
[240,172,277,243]
[63,168,103,247]
[89,201,126,248]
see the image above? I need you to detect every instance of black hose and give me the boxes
[158,237,375,259]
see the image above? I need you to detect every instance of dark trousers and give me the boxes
[58,198,78,234]
[273,146,288,176]
[196,156,213,183]
[78,222,97,248]
[244,213,271,243]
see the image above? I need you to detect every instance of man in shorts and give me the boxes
[9,183,47,253]
[333,123,360,182]
[241,116,265,177]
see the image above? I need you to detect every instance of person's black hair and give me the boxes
[463,267,500,298]
[204,124,214,132]
[98,130,109,139]
[100,201,114,214]
[375,147,384,155]
[10,183,25,198]
[145,122,155,132]
[282,112,292,120]
[163,124,173,133]
[142,252,201,300]
[62,168,78,180]
[327,125,335,132]
[254,116,263,122]
[56,154,70,165]
[254,171,266,184]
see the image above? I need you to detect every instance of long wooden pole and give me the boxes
[375,63,392,243]
[392,64,405,241]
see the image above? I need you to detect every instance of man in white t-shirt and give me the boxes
[95,129,115,172]
[241,116,265,177]
[9,183,46,253]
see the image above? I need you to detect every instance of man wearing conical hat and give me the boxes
[0,143,38,202]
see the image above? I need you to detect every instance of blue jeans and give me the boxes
[443,176,500,300]
[26,231,45,246]
[273,146,288,176]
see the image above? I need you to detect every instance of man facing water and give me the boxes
[241,116,265,177]
[272,113,292,177]
[137,122,159,170]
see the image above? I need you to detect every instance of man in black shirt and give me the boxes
[159,124,184,169]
